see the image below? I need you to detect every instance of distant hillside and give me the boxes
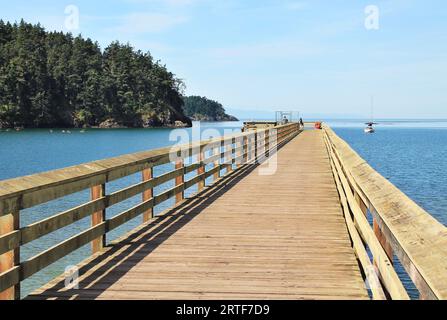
[183,96,238,122]
[0,20,191,129]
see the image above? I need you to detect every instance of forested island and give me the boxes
[183,96,238,121]
[0,20,194,129]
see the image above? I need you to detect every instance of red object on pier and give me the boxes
[314,122,322,129]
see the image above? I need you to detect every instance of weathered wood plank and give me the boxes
[175,160,184,204]
[197,148,205,191]
[91,184,106,254]
[0,211,19,299]
[142,168,153,223]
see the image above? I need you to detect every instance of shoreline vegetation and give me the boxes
[0,20,237,130]
[183,96,238,122]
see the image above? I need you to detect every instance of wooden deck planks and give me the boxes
[29,130,368,300]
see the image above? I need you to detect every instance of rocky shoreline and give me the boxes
[0,117,192,130]
[96,118,191,129]
[188,114,239,122]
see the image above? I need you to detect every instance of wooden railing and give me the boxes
[0,123,301,300]
[323,125,447,300]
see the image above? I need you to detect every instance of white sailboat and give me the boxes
[364,123,376,134]
[364,96,377,134]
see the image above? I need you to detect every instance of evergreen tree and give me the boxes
[183,96,238,122]
[0,20,190,128]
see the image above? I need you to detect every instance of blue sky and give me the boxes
[1,0,447,119]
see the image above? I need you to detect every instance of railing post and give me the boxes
[254,131,258,163]
[236,136,242,169]
[175,159,184,203]
[355,192,393,262]
[265,129,270,159]
[247,134,252,163]
[142,168,153,223]
[374,218,394,262]
[251,132,256,162]
[214,141,221,182]
[0,211,20,300]
[243,135,248,165]
[198,147,205,191]
[354,192,368,217]
[91,184,106,254]
[227,139,234,174]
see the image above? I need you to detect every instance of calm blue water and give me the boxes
[0,120,446,298]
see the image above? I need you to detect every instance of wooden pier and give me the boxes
[0,122,446,300]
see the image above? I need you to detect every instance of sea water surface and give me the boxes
[0,120,446,298]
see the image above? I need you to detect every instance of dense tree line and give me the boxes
[183,96,238,121]
[0,20,191,128]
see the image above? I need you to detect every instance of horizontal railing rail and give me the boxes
[0,123,302,299]
[323,124,447,300]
